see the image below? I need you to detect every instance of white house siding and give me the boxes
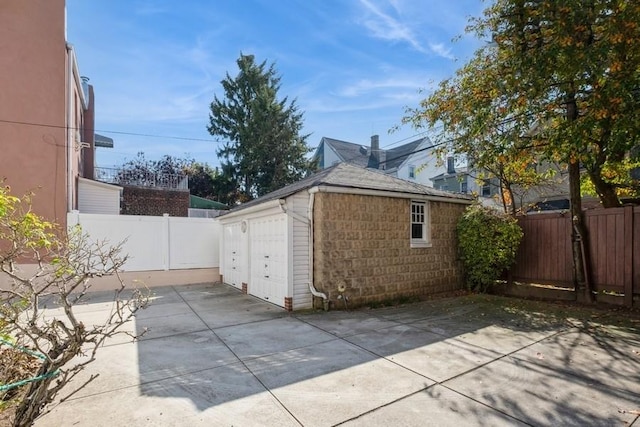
[77,177,121,215]
[322,144,342,167]
[287,192,312,310]
[397,144,444,188]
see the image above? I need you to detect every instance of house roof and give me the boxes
[384,137,429,170]
[220,163,472,216]
[431,166,469,181]
[316,136,434,171]
[321,137,371,168]
[189,195,228,210]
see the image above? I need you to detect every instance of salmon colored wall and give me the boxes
[0,0,68,226]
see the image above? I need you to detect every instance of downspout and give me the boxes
[65,44,74,213]
[277,198,328,310]
[307,190,328,311]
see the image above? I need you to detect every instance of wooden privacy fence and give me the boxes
[509,206,639,307]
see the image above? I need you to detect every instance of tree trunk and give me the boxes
[566,91,593,303]
[588,168,622,208]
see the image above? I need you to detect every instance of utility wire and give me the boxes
[0,118,225,144]
[1,116,461,168]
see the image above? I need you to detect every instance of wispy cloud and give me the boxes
[337,77,424,98]
[356,0,463,60]
[429,42,455,60]
[67,0,484,167]
[357,0,427,53]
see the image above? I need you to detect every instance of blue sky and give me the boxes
[66,0,486,169]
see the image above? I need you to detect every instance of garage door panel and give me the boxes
[249,215,287,306]
[223,223,243,289]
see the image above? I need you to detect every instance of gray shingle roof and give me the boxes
[220,163,472,216]
[384,137,429,170]
[322,137,371,167]
[319,136,433,171]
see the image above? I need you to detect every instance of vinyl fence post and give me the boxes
[163,213,170,271]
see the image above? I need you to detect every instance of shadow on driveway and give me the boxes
[35,283,640,427]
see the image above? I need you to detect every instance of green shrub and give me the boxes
[456,203,523,292]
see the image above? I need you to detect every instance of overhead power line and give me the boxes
[1,116,453,166]
[0,118,225,144]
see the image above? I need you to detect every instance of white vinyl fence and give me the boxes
[67,211,221,272]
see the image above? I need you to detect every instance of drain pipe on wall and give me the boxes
[65,44,74,213]
[307,190,329,311]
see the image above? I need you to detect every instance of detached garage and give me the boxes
[218,163,472,311]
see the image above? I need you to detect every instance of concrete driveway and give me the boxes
[35,283,640,427]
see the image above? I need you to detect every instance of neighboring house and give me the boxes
[430,157,590,212]
[0,0,119,227]
[431,158,501,198]
[217,163,473,311]
[312,135,446,187]
[77,178,122,215]
[94,166,191,216]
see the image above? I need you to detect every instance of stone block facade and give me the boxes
[313,192,467,309]
[121,186,189,217]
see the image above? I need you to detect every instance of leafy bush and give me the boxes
[0,185,150,426]
[456,203,523,292]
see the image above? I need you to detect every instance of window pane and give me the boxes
[411,223,423,239]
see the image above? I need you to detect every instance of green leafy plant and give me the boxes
[456,203,523,292]
[0,185,150,426]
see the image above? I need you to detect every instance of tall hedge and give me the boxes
[456,203,523,292]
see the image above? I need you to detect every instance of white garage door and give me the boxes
[223,222,243,289]
[249,215,287,306]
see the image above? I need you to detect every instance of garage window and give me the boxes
[410,200,431,248]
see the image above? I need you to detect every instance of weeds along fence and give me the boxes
[506,206,639,307]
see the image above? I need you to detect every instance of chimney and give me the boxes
[371,134,380,166]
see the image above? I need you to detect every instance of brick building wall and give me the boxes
[121,186,189,217]
[313,192,467,309]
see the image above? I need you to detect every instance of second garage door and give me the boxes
[249,214,287,306]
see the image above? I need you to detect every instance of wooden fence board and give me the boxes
[512,207,639,306]
[634,209,640,295]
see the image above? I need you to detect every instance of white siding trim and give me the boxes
[287,192,312,309]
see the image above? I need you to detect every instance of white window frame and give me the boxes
[481,179,491,197]
[410,200,431,248]
[408,165,416,179]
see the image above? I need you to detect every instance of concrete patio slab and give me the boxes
[244,339,433,427]
[297,310,402,337]
[341,385,529,427]
[443,355,640,427]
[345,324,501,382]
[447,324,558,355]
[215,317,337,360]
[29,285,640,427]
[37,363,299,427]
[511,327,640,394]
